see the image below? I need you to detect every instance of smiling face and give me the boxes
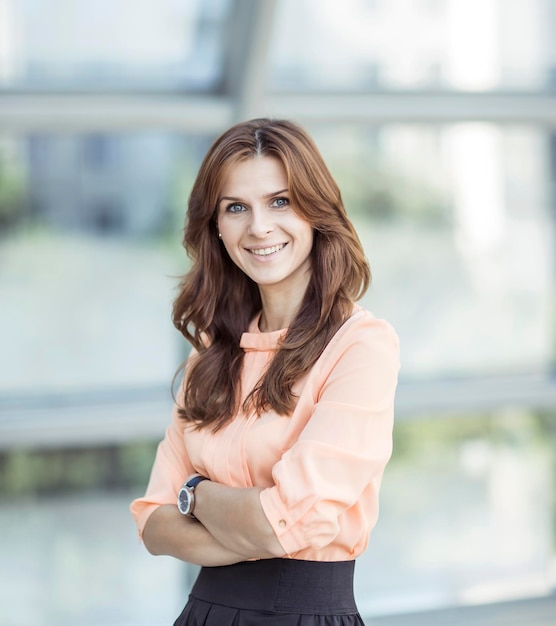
[216,156,314,313]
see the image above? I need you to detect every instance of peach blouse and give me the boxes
[130,306,400,561]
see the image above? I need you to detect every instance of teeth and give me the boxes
[250,244,285,256]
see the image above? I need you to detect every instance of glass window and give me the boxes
[0,131,209,395]
[1,410,553,623]
[269,0,556,91]
[308,123,555,380]
[2,123,554,388]
[0,0,232,91]
[2,1,555,623]
[356,409,556,615]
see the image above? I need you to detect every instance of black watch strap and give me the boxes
[187,475,210,489]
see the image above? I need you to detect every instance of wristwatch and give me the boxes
[177,474,210,518]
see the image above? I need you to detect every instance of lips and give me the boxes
[248,243,286,256]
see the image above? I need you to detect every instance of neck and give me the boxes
[258,287,306,332]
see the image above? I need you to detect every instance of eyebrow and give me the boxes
[218,188,289,204]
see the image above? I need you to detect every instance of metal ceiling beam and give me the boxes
[265,91,556,125]
[221,0,278,122]
[1,91,556,133]
[1,374,555,450]
[0,93,233,133]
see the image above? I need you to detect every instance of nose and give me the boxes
[247,206,274,238]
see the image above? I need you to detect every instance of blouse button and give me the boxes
[278,519,286,528]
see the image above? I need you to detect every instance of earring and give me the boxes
[218,232,222,239]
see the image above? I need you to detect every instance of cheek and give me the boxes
[217,220,239,244]
[301,225,315,250]
[287,214,313,241]
[219,229,244,264]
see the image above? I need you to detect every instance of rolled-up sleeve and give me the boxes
[130,389,195,540]
[259,317,400,555]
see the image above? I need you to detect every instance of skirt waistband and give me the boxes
[190,558,358,615]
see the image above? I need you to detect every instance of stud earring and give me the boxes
[218,232,222,239]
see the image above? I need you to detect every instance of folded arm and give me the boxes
[132,316,399,563]
[191,481,286,558]
[142,504,248,566]
[130,354,283,564]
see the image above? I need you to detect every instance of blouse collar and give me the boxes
[239,313,287,351]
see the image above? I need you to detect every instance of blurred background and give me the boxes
[0,0,555,624]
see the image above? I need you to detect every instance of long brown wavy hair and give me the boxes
[173,118,370,430]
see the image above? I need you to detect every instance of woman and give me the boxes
[130,118,400,625]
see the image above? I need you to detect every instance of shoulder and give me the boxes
[307,306,400,403]
[329,305,398,354]
[311,306,400,380]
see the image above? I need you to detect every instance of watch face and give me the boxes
[177,486,192,515]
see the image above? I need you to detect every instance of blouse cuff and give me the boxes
[259,486,310,555]
[129,501,162,541]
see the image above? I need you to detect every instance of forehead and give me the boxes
[219,156,288,197]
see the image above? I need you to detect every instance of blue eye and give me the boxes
[272,197,289,208]
[226,203,245,213]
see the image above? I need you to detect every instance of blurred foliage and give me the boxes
[391,409,554,464]
[1,410,554,501]
[0,133,210,246]
[538,410,556,538]
[391,409,556,537]
[0,442,157,497]
[314,125,452,225]
[0,144,26,233]
[158,135,210,257]
[335,163,451,225]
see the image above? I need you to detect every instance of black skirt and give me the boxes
[173,558,365,625]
